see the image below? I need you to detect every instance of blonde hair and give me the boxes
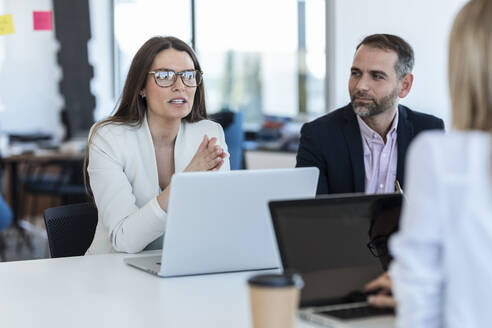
[449,0,492,131]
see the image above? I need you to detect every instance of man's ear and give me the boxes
[398,73,414,99]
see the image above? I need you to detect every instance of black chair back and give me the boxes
[44,202,98,258]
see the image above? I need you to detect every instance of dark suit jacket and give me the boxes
[296,104,445,195]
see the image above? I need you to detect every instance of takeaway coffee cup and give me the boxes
[248,273,304,328]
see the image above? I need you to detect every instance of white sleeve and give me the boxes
[389,133,444,328]
[215,122,231,172]
[88,127,166,253]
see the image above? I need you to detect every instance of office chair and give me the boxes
[209,110,244,170]
[22,158,88,219]
[43,202,97,258]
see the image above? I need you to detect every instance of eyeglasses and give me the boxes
[148,69,203,88]
[366,235,389,257]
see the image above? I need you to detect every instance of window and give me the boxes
[113,0,191,94]
[113,0,325,123]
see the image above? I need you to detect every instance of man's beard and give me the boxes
[351,87,399,118]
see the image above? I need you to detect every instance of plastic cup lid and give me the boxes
[248,273,304,288]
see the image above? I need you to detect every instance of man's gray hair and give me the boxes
[356,34,415,79]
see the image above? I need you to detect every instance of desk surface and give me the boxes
[0,251,393,328]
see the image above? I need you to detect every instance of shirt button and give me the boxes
[379,184,384,189]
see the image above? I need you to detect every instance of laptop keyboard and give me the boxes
[319,305,394,320]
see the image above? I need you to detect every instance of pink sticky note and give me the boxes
[33,11,52,31]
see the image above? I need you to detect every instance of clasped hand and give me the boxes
[184,135,227,172]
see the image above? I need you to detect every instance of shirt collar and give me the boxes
[356,109,399,141]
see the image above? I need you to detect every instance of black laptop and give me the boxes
[269,193,402,327]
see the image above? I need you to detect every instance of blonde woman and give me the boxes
[390,0,492,326]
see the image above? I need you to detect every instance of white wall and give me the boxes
[329,0,468,127]
[0,0,115,139]
[0,0,63,138]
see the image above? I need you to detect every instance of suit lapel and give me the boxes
[174,121,186,173]
[342,106,365,192]
[396,105,413,188]
[141,116,161,193]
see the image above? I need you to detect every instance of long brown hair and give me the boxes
[83,36,207,196]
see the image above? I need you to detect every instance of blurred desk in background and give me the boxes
[1,147,85,225]
[244,147,297,170]
[242,117,301,170]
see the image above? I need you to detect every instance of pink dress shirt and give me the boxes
[356,111,398,194]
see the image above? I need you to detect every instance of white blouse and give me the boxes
[390,130,492,328]
[86,117,230,255]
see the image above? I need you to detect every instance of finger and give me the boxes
[211,158,224,171]
[214,145,223,156]
[377,277,392,291]
[218,150,228,159]
[205,145,224,162]
[198,135,209,152]
[364,279,382,291]
[367,295,397,308]
[204,149,220,163]
[365,273,391,291]
[208,156,223,170]
[211,161,224,171]
[207,137,217,152]
[365,281,382,292]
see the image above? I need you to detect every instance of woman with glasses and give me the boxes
[85,36,229,254]
[390,0,492,326]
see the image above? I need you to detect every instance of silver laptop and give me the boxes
[125,167,319,277]
[269,193,402,328]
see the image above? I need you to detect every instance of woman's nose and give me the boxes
[172,76,186,91]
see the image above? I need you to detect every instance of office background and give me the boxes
[0,0,469,260]
[0,0,467,139]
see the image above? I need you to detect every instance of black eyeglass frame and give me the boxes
[148,69,203,88]
[366,235,390,258]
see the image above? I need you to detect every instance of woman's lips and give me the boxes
[169,98,187,104]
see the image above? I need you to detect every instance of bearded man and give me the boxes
[296,34,444,195]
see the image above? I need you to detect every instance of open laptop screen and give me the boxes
[269,193,402,307]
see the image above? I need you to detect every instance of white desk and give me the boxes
[0,251,392,328]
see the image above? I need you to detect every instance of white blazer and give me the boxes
[390,131,492,328]
[86,117,230,255]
